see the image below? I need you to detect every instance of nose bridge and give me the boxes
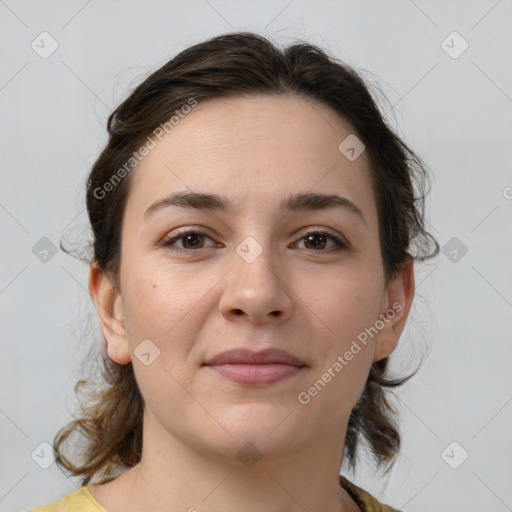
[219,230,293,322]
[233,231,283,294]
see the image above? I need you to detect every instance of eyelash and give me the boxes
[160,227,349,254]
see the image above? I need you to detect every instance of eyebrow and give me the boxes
[143,191,368,227]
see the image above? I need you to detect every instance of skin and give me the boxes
[88,94,414,512]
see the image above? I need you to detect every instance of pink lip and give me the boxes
[203,348,307,385]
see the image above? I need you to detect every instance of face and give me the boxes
[91,94,413,465]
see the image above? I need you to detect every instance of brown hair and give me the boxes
[56,31,439,486]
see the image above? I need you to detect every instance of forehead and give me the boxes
[124,94,377,225]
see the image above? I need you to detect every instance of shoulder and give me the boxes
[27,486,107,512]
[339,475,402,512]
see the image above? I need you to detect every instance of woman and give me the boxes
[29,31,438,512]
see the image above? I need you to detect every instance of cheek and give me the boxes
[121,274,198,420]
[300,262,382,404]
[120,253,203,338]
[299,279,378,414]
[120,257,220,380]
[309,264,384,344]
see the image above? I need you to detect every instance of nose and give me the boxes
[219,239,294,326]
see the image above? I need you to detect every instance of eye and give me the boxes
[293,229,348,252]
[160,229,217,252]
[160,227,349,254]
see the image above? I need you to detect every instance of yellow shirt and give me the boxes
[28,475,401,512]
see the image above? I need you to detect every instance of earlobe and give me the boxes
[373,258,415,362]
[88,261,132,365]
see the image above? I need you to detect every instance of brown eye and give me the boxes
[161,231,215,251]
[295,230,348,251]
[303,233,328,250]
[179,233,205,249]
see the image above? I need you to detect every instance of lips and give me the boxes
[203,348,306,367]
[203,348,307,385]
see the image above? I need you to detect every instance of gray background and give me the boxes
[1,1,511,511]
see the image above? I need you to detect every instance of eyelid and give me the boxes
[160,226,219,249]
[298,226,349,245]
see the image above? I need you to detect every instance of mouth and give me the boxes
[203,348,307,386]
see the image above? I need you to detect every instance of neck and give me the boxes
[93,411,360,512]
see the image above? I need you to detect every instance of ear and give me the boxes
[373,257,415,362]
[88,261,131,365]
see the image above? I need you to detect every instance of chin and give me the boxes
[193,406,311,462]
